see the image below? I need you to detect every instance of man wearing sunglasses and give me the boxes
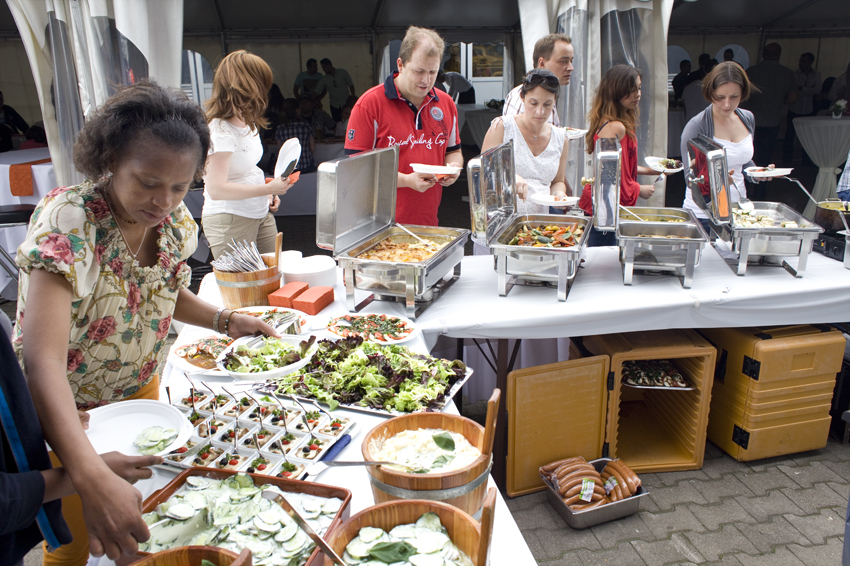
[503,33,574,126]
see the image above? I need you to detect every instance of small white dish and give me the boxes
[645,156,684,173]
[85,400,193,457]
[564,127,588,140]
[745,166,793,178]
[529,193,580,208]
[410,163,462,176]
[274,138,302,179]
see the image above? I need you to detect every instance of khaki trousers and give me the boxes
[202,212,277,260]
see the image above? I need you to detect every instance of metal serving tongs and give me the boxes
[396,223,437,249]
[262,490,347,565]
[241,312,301,349]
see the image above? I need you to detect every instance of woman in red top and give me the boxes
[580,65,660,246]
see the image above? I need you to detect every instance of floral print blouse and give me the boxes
[13,180,198,410]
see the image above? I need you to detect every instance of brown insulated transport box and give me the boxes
[699,325,845,461]
[506,330,715,497]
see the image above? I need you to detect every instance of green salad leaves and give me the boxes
[223,336,316,374]
[262,336,467,413]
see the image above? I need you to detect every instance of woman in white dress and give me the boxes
[481,69,570,215]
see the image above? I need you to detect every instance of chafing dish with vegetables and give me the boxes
[317,147,469,319]
[467,141,590,301]
[686,135,822,276]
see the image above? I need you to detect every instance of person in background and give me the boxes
[0,125,13,152]
[679,62,778,234]
[783,52,822,165]
[689,53,712,82]
[481,69,570,217]
[673,60,692,101]
[334,104,352,138]
[0,90,29,134]
[828,60,850,102]
[202,51,293,260]
[13,79,279,565]
[580,64,660,247]
[438,70,477,104]
[345,25,462,226]
[723,49,735,63]
[743,43,797,184]
[319,58,355,122]
[276,98,316,173]
[262,83,285,141]
[503,34,574,125]
[19,125,48,149]
[293,58,326,100]
[299,94,336,138]
[837,146,850,202]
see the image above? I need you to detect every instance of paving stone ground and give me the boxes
[506,437,849,565]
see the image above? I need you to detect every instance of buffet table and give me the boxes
[793,116,850,218]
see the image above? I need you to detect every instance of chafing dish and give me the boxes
[685,135,822,277]
[316,147,469,319]
[467,141,590,301]
[592,137,622,232]
[617,207,709,288]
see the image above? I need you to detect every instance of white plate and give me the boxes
[529,193,580,208]
[217,334,319,382]
[645,156,684,173]
[745,166,793,178]
[410,163,462,176]
[233,306,311,334]
[564,127,587,140]
[85,400,193,457]
[168,334,232,376]
[325,313,420,344]
[274,138,302,179]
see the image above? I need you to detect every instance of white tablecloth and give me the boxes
[793,116,850,218]
[0,147,55,297]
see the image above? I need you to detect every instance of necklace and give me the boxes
[103,188,148,259]
[519,117,542,142]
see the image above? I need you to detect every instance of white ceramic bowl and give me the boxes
[215,334,318,382]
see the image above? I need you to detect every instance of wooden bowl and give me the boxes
[325,489,497,566]
[361,390,499,515]
[134,546,250,566]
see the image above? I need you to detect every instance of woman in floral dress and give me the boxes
[13,81,278,565]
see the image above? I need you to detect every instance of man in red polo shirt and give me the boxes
[345,26,463,226]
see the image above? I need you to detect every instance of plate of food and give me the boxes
[529,193,580,208]
[645,156,684,173]
[410,163,462,180]
[564,127,588,140]
[169,334,234,375]
[326,313,419,344]
[233,306,311,333]
[620,359,694,391]
[745,166,793,178]
[217,334,319,382]
[85,400,193,456]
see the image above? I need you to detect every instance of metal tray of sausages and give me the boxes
[317,147,469,319]
[541,458,648,529]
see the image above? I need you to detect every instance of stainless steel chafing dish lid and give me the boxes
[686,135,731,225]
[466,140,516,246]
[316,146,400,252]
[592,137,622,233]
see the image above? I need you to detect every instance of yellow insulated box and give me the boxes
[506,330,716,497]
[699,325,845,461]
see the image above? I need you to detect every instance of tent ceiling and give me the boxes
[669,0,850,34]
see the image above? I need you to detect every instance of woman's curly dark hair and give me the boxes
[74,79,211,181]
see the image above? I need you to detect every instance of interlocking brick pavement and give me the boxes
[517,438,849,565]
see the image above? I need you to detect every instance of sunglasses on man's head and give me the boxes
[524,73,560,88]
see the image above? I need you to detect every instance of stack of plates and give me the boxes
[281,255,338,287]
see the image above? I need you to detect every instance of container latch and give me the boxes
[607,371,615,391]
[742,356,761,380]
[732,425,750,449]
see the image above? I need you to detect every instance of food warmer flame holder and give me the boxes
[685,135,822,277]
[617,207,709,288]
[467,141,590,301]
[316,146,469,319]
